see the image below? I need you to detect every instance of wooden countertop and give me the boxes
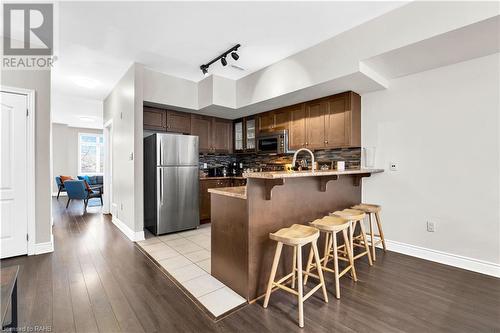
[243,168,384,179]
[208,186,247,199]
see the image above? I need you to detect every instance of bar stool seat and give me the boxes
[270,224,321,245]
[264,224,328,328]
[304,216,357,299]
[331,209,373,266]
[352,203,381,213]
[351,203,386,261]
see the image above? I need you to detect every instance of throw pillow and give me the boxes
[60,175,73,183]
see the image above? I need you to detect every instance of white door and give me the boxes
[0,91,28,258]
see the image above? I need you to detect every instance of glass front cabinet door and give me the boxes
[234,120,244,152]
[234,117,256,153]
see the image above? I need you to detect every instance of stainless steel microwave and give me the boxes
[256,130,293,154]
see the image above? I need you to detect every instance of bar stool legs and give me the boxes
[333,209,373,267]
[263,224,328,328]
[352,204,387,261]
[304,217,357,299]
[263,242,283,308]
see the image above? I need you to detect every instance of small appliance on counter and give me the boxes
[207,167,224,177]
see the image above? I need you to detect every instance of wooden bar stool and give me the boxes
[304,216,357,299]
[331,209,373,266]
[263,224,328,328]
[351,204,387,261]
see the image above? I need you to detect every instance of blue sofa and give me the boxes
[77,175,104,190]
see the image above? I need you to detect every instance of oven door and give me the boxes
[257,136,279,154]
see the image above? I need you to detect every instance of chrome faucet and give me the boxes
[292,148,316,171]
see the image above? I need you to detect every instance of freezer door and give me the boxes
[157,166,199,234]
[176,134,199,166]
[157,133,198,166]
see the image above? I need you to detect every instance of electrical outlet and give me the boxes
[129,152,134,160]
[390,162,398,171]
[427,221,436,232]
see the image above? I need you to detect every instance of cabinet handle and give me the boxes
[325,140,328,144]
[305,142,308,146]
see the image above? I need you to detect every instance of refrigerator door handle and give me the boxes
[159,168,163,205]
[159,139,163,165]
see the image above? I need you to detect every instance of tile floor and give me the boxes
[137,224,246,318]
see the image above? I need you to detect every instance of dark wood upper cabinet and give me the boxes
[144,107,167,131]
[167,111,191,134]
[288,104,307,150]
[286,92,360,150]
[257,112,275,133]
[212,118,232,153]
[191,115,212,153]
[326,92,360,147]
[305,100,327,149]
[257,109,290,134]
[273,108,290,131]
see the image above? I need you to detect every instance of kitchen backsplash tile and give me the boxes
[200,147,360,170]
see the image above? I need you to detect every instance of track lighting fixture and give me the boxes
[200,43,240,75]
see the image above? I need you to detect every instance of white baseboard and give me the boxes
[111,216,145,242]
[34,234,54,255]
[52,192,67,197]
[368,236,500,278]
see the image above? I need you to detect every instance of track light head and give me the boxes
[221,57,227,66]
[231,52,239,61]
[200,65,208,76]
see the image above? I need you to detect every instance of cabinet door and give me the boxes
[167,111,191,134]
[326,95,349,147]
[274,108,290,131]
[245,118,256,151]
[234,120,244,152]
[212,118,233,153]
[258,112,275,133]
[306,100,327,149]
[191,115,212,153]
[218,179,231,188]
[200,180,218,221]
[144,107,167,131]
[288,104,307,150]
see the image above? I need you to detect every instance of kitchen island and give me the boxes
[209,168,383,301]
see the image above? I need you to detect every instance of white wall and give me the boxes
[103,63,144,236]
[362,53,500,266]
[51,123,102,193]
[143,67,197,109]
[1,68,52,244]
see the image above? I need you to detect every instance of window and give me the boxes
[79,133,104,175]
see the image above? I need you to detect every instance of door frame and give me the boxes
[1,86,36,255]
[103,119,113,214]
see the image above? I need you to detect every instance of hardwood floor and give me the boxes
[1,198,499,332]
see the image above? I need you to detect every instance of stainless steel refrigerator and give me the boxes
[144,133,199,235]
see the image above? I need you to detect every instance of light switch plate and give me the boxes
[390,162,398,171]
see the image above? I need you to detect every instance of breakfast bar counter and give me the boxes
[210,168,383,301]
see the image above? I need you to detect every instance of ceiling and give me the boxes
[52,1,406,101]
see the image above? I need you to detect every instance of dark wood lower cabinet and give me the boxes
[199,178,246,223]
